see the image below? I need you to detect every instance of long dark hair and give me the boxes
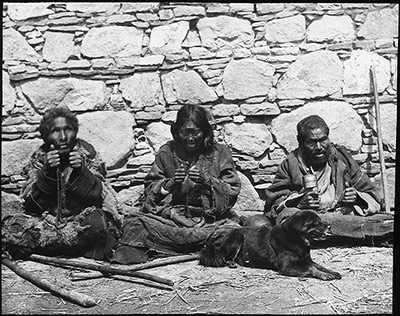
[171,104,214,153]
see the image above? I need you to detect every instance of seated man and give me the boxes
[264,115,382,228]
[2,107,122,261]
[112,104,241,264]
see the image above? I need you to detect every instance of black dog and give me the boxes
[199,210,341,280]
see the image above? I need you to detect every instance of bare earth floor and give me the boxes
[1,246,393,315]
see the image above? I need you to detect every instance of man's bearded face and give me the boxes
[302,127,331,168]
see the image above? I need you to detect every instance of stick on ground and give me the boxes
[28,254,174,288]
[1,257,96,308]
[71,254,199,281]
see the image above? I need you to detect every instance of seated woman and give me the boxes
[2,107,122,261]
[112,104,241,264]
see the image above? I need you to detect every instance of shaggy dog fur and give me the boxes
[199,210,342,280]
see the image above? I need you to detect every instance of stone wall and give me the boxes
[2,2,398,214]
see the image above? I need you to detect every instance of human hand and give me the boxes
[173,164,187,183]
[341,187,357,204]
[188,165,201,183]
[298,191,320,210]
[46,144,60,169]
[69,146,82,169]
[162,164,187,192]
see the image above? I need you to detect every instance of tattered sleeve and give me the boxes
[338,147,382,215]
[21,141,105,215]
[20,148,55,215]
[207,144,241,215]
[64,141,106,211]
[264,155,305,215]
[141,145,175,215]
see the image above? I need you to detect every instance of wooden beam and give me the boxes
[2,257,96,308]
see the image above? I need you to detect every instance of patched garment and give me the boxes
[141,141,241,224]
[2,139,122,260]
[112,141,242,264]
[264,144,382,220]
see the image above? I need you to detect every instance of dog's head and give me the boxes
[282,210,331,247]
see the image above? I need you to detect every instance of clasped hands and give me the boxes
[297,186,357,210]
[174,164,201,183]
[46,145,82,170]
[163,164,206,192]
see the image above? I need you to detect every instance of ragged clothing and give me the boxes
[112,213,241,264]
[2,139,122,260]
[264,143,382,224]
[2,207,119,260]
[112,141,241,264]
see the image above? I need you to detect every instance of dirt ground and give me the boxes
[1,242,393,315]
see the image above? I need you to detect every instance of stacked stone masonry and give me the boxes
[2,2,397,214]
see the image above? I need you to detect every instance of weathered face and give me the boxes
[46,117,77,156]
[302,127,331,168]
[178,121,204,153]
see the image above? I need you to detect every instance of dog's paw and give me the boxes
[319,271,342,281]
[331,271,342,279]
[226,260,238,268]
[325,269,342,280]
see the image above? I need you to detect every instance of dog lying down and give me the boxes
[199,210,342,281]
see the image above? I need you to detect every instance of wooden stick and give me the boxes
[71,254,199,281]
[28,254,174,288]
[117,253,199,271]
[370,65,391,214]
[71,271,104,281]
[1,257,96,308]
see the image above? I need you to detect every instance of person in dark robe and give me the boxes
[112,104,241,264]
[264,115,382,226]
[2,107,122,261]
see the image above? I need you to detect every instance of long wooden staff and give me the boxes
[71,254,199,281]
[370,65,391,213]
[2,257,96,307]
[28,254,174,289]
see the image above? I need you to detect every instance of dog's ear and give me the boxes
[288,210,321,234]
[283,211,305,233]
[304,211,325,232]
[303,211,319,228]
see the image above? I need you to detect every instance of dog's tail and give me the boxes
[199,235,227,267]
[199,228,244,267]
